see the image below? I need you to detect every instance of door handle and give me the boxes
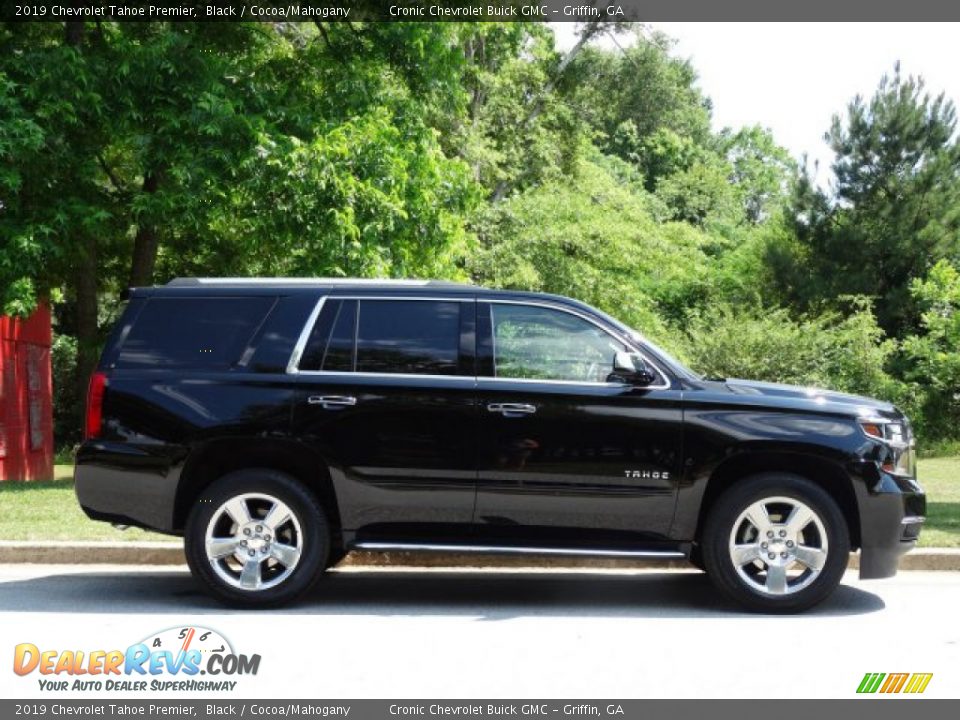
[487,402,537,417]
[308,395,357,410]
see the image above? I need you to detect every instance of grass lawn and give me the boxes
[917,456,960,548]
[0,465,168,542]
[0,460,956,546]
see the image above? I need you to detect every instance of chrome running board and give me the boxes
[351,541,686,559]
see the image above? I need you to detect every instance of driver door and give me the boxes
[473,301,683,546]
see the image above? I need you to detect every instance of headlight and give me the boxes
[859,420,906,445]
[859,418,915,476]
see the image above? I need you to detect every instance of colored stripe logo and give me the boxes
[857,672,933,694]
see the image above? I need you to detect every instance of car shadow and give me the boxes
[0,567,885,618]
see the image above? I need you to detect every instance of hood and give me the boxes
[721,378,899,417]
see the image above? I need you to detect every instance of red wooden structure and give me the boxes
[0,303,54,482]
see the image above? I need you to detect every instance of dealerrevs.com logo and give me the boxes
[857,672,933,694]
[13,626,260,693]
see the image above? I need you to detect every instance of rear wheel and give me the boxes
[702,473,850,613]
[185,469,330,608]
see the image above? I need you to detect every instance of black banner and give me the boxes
[2,701,959,720]
[3,0,960,22]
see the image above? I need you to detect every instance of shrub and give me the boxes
[678,300,907,410]
[902,260,960,440]
[51,333,81,452]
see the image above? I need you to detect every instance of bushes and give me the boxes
[51,333,81,453]
[902,260,960,440]
[678,300,909,409]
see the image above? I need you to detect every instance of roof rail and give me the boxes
[165,277,476,288]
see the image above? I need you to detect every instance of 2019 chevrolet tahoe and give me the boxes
[75,278,926,611]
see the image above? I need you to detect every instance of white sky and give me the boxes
[553,22,960,185]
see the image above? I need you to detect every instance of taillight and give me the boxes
[85,371,107,440]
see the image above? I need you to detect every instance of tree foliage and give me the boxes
[903,261,960,438]
[782,65,960,336]
[3,22,960,446]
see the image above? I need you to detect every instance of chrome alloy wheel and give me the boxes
[204,493,303,592]
[728,496,829,596]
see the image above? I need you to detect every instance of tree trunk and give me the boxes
[490,21,605,204]
[64,18,100,405]
[75,247,99,403]
[65,20,84,47]
[128,171,162,288]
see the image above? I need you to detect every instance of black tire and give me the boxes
[185,469,330,608]
[701,473,850,613]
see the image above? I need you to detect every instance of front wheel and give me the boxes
[185,469,330,608]
[701,473,850,613]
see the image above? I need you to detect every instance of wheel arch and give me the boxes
[173,437,344,556]
[694,451,861,549]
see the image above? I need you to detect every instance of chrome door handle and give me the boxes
[487,402,537,417]
[308,395,357,410]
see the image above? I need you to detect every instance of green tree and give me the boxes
[721,125,795,224]
[562,28,712,178]
[903,260,960,438]
[469,152,714,343]
[785,65,960,336]
[0,20,481,415]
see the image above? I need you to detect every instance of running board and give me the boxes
[351,542,686,559]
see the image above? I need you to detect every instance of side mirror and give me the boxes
[612,351,657,386]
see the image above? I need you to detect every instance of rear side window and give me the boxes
[357,300,460,375]
[117,297,275,370]
[299,299,357,372]
[299,299,462,376]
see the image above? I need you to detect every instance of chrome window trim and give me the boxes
[295,370,476,383]
[478,376,630,389]
[287,294,673,391]
[485,299,672,390]
[286,296,327,374]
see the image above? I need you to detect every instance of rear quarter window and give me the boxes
[116,296,276,370]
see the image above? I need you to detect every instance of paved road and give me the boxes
[1,564,956,699]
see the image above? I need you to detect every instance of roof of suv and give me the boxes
[165,277,477,289]
[137,277,600,311]
[154,277,552,301]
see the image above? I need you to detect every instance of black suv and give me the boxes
[75,278,925,611]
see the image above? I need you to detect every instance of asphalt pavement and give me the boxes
[1,564,957,699]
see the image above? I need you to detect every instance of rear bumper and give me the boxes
[74,442,180,533]
[852,464,926,580]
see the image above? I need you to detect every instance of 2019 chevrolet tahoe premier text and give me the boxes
[75,278,925,611]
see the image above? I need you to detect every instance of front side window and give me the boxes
[491,304,627,383]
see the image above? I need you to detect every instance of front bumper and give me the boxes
[851,464,926,580]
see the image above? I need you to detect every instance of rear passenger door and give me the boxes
[290,295,478,543]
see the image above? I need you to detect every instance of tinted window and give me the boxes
[300,299,358,372]
[325,300,358,371]
[300,299,357,372]
[117,297,275,369]
[355,300,461,375]
[491,304,626,382]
